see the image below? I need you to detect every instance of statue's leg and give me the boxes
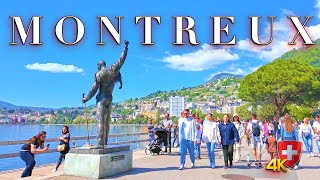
[104,98,112,145]
[96,100,107,147]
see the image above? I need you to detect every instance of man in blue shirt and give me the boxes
[218,114,240,169]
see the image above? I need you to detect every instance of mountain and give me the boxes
[206,73,243,84]
[0,100,52,112]
[0,100,17,109]
[278,39,320,68]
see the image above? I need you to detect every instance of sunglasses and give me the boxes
[41,135,47,139]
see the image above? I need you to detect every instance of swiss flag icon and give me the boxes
[277,141,301,168]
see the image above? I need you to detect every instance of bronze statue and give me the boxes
[82,40,129,148]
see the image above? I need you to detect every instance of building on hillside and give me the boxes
[222,102,241,114]
[140,103,155,111]
[132,110,141,119]
[110,113,122,122]
[186,102,196,109]
[169,96,185,117]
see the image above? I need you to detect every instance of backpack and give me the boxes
[252,121,260,136]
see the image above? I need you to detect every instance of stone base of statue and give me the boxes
[64,145,132,179]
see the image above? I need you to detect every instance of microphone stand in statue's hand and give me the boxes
[82,93,91,147]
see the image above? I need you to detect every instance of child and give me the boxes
[194,124,202,159]
[148,119,155,144]
[266,131,277,159]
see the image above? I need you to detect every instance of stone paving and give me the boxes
[1,140,319,180]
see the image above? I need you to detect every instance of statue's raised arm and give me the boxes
[111,40,129,74]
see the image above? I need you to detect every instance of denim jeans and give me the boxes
[302,135,313,154]
[194,143,201,158]
[20,151,36,177]
[316,138,320,154]
[206,142,216,166]
[180,139,195,165]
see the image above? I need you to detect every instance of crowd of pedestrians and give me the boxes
[151,109,320,170]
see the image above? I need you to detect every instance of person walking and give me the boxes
[194,114,203,159]
[266,131,277,160]
[218,114,240,169]
[272,117,279,140]
[20,131,49,178]
[178,109,197,170]
[53,126,70,171]
[280,116,299,169]
[232,114,243,163]
[300,118,315,157]
[202,113,219,168]
[246,112,264,167]
[313,115,320,157]
[162,113,173,153]
[172,124,180,148]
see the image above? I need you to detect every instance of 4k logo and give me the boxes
[266,159,288,172]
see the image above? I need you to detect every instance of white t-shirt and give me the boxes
[202,121,219,143]
[313,121,320,136]
[247,120,264,135]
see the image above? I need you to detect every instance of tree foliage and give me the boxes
[239,59,320,118]
[286,104,314,122]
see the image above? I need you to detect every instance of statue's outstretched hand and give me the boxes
[124,40,129,46]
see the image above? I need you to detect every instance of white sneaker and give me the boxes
[307,154,310,158]
[178,165,184,170]
[51,169,57,172]
[293,165,299,170]
[235,159,238,163]
[310,152,314,157]
[191,163,195,168]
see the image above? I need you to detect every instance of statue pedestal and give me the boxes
[64,145,132,179]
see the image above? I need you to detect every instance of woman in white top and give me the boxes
[232,114,244,163]
[202,113,219,168]
[300,117,315,157]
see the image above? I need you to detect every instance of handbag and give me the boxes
[57,144,66,152]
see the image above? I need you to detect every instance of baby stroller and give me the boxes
[145,128,166,155]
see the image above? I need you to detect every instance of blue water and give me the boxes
[0,124,148,171]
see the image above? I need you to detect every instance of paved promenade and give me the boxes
[1,141,319,180]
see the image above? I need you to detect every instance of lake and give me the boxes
[0,124,149,172]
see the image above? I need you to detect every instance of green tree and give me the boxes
[239,60,320,119]
[286,104,314,122]
[257,104,275,120]
[236,104,252,120]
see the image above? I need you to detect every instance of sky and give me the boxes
[0,0,320,108]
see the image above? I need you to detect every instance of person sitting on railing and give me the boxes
[53,126,70,172]
[20,131,49,178]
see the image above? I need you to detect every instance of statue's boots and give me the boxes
[94,141,105,149]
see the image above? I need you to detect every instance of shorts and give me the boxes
[251,136,262,150]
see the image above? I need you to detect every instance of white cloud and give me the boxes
[237,5,320,62]
[307,24,320,40]
[162,44,239,71]
[237,14,303,62]
[25,63,84,73]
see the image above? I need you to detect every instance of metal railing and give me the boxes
[0,132,149,159]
